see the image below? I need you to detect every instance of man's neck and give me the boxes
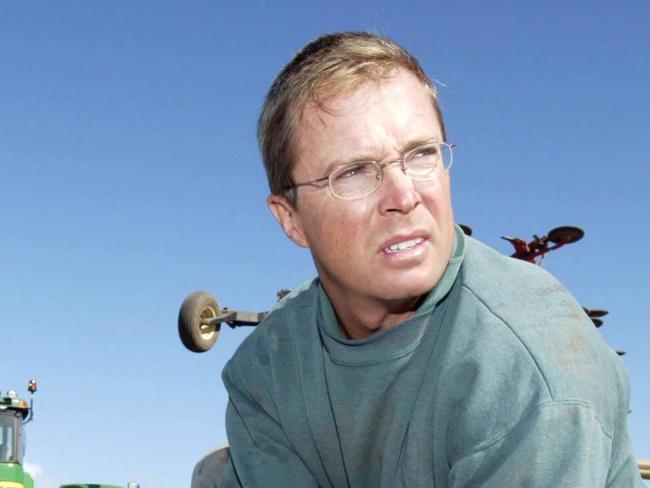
[325,288,425,340]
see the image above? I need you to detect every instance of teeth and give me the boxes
[384,237,424,254]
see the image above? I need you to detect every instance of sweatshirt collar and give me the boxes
[318,225,466,365]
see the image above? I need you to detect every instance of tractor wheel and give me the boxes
[547,226,584,244]
[178,291,221,352]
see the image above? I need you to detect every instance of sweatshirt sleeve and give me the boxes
[220,355,320,488]
[448,401,644,488]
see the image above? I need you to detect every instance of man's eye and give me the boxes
[412,146,438,159]
[334,163,374,180]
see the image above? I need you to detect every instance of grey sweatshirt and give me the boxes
[216,229,642,487]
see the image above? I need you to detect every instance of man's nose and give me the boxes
[377,161,421,214]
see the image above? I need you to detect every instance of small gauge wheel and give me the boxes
[547,226,584,244]
[178,291,221,352]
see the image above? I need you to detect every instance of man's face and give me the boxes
[269,69,455,319]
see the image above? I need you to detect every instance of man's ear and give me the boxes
[267,194,309,248]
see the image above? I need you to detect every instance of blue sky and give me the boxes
[2,1,649,486]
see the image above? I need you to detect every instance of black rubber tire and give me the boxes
[178,291,221,352]
[547,226,584,244]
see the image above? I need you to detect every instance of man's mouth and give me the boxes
[383,237,424,254]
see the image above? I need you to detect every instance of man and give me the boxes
[194,32,643,487]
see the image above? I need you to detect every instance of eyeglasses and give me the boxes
[285,140,454,200]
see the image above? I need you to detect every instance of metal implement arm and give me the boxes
[202,309,268,328]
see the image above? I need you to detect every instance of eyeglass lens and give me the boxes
[329,142,451,199]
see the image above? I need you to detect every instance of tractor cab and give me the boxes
[0,390,31,465]
[0,381,36,488]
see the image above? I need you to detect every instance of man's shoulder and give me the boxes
[223,278,320,380]
[440,237,629,461]
[461,235,561,300]
[460,236,590,339]
[455,236,627,406]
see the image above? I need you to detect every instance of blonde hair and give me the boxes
[258,32,446,204]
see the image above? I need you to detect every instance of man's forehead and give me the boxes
[294,72,440,161]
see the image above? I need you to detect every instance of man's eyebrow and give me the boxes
[320,136,441,175]
[335,151,376,164]
[319,151,379,176]
[402,136,441,152]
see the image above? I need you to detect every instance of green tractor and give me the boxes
[0,380,36,488]
[1,381,138,488]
